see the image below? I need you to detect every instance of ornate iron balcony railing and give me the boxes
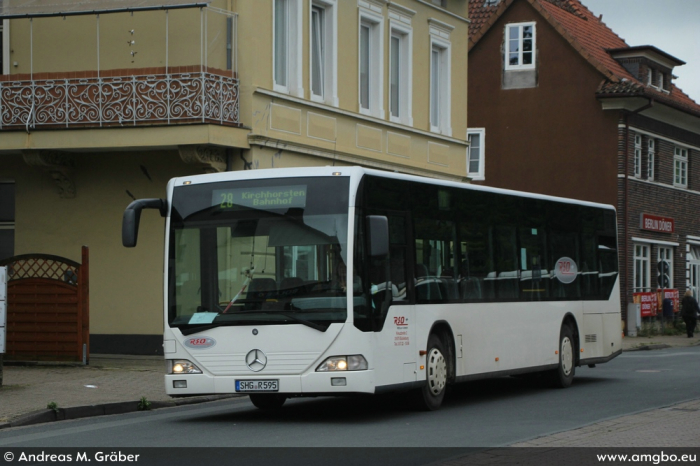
[0,70,240,131]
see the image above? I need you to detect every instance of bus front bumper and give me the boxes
[165,370,376,396]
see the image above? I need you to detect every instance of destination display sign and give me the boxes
[213,185,307,210]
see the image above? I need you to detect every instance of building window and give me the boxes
[358,9,383,118]
[430,40,451,135]
[274,0,302,96]
[389,25,412,125]
[310,0,337,106]
[467,128,485,179]
[658,247,673,289]
[647,138,655,181]
[0,181,14,262]
[634,244,650,293]
[505,22,535,70]
[0,22,4,75]
[0,20,8,75]
[674,146,688,188]
[634,134,642,178]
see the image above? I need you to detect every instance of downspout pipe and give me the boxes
[622,98,654,330]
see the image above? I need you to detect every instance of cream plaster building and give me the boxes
[0,0,469,354]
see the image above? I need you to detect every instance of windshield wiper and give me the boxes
[180,323,221,336]
[233,310,328,332]
[178,311,329,335]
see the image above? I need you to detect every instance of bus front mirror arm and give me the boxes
[367,215,389,258]
[122,198,166,248]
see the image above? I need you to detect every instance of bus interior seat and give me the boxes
[498,271,520,299]
[279,277,305,297]
[247,278,278,302]
[461,276,482,300]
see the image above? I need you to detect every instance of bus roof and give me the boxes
[169,166,616,212]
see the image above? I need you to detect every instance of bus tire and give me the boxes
[249,394,287,410]
[414,334,448,411]
[550,324,575,388]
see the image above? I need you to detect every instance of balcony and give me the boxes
[0,67,240,131]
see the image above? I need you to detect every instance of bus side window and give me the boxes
[388,215,409,301]
[414,219,458,303]
[518,226,548,301]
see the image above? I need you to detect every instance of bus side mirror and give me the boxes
[367,215,389,258]
[122,198,166,247]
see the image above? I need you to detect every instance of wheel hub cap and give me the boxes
[427,348,447,395]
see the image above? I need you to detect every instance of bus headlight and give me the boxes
[316,355,368,372]
[168,359,203,374]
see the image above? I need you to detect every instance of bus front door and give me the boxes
[372,213,417,389]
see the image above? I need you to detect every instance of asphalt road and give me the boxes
[1,346,698,450]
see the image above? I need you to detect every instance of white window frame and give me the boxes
[647,138,655,181]
[310,0,338,106]
[467,128,485,180]
[658,246,673,289]
[389,19,413,126]
[634,243,650,293]
[633,134,642,178]
[505,22,536,71]
[358,8,384,118]
[429,36,451,136]
[674,146,688,188]
[273,0,303,97]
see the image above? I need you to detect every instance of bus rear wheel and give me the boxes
[550,324,575,388]
[249,394,287,410]
[413,334,448,411]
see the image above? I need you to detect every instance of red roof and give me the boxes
[468,0,700,116]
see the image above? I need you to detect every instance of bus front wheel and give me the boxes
[414,334,448,411]
[249,394,287,410]
[550,325,575,388]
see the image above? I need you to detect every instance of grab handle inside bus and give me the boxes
[367,215,389,258]
[122,198,167,248]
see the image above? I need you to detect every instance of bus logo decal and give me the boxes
[555,257,578,284]
[184,336,217,349]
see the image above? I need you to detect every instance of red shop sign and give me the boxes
[640,214,675,234]
[633,292,657,317]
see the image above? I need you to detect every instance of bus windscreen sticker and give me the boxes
[555,257,578,284]
[214,185,307,210]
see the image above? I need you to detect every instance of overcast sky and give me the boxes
[582,0,700,103]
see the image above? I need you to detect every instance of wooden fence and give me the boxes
[0,247,89,362]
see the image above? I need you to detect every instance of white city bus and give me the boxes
[122,166,621,410]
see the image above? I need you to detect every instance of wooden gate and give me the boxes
[0,247,89,362]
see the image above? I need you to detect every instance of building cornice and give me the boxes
[255,88,468,146]
[247,134,467,183]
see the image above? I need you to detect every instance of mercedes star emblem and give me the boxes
[245,349,267,372]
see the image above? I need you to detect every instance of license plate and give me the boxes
[235,380,279,392]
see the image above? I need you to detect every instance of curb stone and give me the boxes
[0,395,240,429]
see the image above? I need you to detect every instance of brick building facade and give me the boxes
[467,0,700,331]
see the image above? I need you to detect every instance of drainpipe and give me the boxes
[622,98,654,330]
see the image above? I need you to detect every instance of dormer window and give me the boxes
[608,45,684,93]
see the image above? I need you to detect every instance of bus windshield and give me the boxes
[168,176,350,333]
